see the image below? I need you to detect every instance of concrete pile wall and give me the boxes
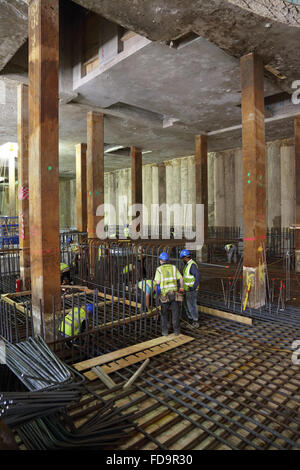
[33,137,296,230]
[101,138,295,230]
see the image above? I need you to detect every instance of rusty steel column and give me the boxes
[17,84,30,290]
[240,52,266,308]
[195,135,208,261]
[131,146,143,234]
[295,116,300,272]
[28,0,60,339]
[76,143,87,233]
[87,112,104,239]
[9,148,16,217]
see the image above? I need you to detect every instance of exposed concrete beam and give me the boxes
[241,52,266,309]
[76,143,87,233]
[17,83,30,289]
[87,111,104,239]
[72,0,300,94]
[0,1,28,72]
[294,116,300,272]
[207,106,300,137]
[28,0,60,339]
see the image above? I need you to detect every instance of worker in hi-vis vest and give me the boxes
[124,224,130,239]
[60,262,70,285]
[224,243,237,264]
[180,249,200,328]
[59,303,94,345]
[154,252,184,336]
[138,279,156,310]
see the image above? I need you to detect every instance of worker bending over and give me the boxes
[60,262,70,285]
[154,252,184,336]
[180,249,200,328]
[224,243,237,264]
[58,303,94,346]
[138,279,156,311]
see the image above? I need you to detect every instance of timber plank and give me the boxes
[198,305,252,325]
[82,335,194,381]
[74,334,180,372]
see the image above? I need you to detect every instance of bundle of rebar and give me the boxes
[16,402,136,450]
[0,335,73,391]
[0,387,83,427]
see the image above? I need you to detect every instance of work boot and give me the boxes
[174,330,180,336]
[162,330,168,336]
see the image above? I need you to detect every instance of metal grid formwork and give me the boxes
[48,316,300,451]
[0,217,19,248]
[0,284,161,363]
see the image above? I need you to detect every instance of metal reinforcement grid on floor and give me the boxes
[62,315,300,451]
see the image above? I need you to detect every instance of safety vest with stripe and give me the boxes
[225,244,233,252]
[59,307,86,337]
[138,280,156,298]
[98,245,106,261]
[123,264,133,274]
[60,262,70,273]
[124,227,129,238]
[156,264,178,295]
[183,259,199,291]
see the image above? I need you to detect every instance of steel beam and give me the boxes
[28,0,60,339]
[75,143,87,233]
[294,116,300,272]
[240,53,266,308]
[17,84,30,290]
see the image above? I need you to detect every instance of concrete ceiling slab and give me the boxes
[0,0,298,177]
[73,0,300,93]
[74,36,279,134]
[0,1,28,72]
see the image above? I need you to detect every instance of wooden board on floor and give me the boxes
[74,333,180,371]
[198,305,252,325]
[73,334,194,381]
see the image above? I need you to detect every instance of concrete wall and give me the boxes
[58,137,295,230]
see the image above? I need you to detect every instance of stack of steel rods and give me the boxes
[1,335,73,391]
[16,404,136,450]
[0,387,83,427]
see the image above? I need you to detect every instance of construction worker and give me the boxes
[154,252,184,336]
[138,279,156,310]
[60,262,71,285]
[224,243,237,264]
[98,243,107,261]
[122,263,133,274]
[58,303,94,345]
[124,224,130,239]
[180,249,200,328]
[68,237,79,272]
[69,238,79,255]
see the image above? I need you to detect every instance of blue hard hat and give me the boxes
[86,303,94,315]
[180,249,191,259]
[66,237,72,244]
[159,252,169,261]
